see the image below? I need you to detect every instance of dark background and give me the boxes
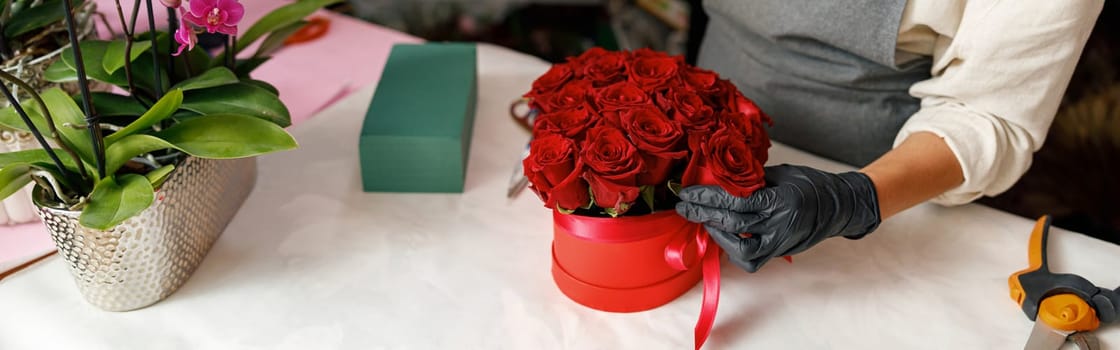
[332,0,1120,244]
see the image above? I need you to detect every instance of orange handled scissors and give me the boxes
[1009,215,1119,350]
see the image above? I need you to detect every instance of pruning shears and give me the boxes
[1009,215,1120,350]
[506,98,537,198]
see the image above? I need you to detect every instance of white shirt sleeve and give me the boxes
[893,0,1103,206]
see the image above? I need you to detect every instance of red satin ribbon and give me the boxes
[665,223,721,350]
[556,210,690,243]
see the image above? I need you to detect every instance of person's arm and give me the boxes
[676,0,1103,273]
[861,132,962,219]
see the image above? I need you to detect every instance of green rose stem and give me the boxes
[0,70,89,181]
[63,0,107,179]
[0,82,73,183]
[143,0,163,97]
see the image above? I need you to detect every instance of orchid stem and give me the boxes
[113,0,145,107]
[129,0,142,35]
[0,83,72,185]
[143,0,163,98]
[0,70,89,181]
[166,6,178,76]
[63,0,106,179]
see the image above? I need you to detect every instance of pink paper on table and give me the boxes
[250,11,422,125]
[0,223,55,273]
[1,1,421,271]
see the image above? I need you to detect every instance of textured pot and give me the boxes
[32,156,257,311]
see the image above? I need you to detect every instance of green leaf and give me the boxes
[103,114,298,174]
[556,203,575,215]
[0,149,78,171]
[253,20,306,58]
[233,56,271,77]
[60,40,125,86]
[60,40,167,93]
[182,83,291,127]
[43,59,78,82]
[89,92,147,117]
[170,67,238,91]
[103,40,153,74]
[603,203,631,217]
[79,174,154,230]
[242,79,280,96]
[104,89,183,145]
[102,134,173,175]
[39,88,95,165]
[2,0,67,38]
[0,104,36,131]
[668,180,682,196]
[0,164,32,201]
[604,207,620,218]
[154,113,298,158]
[640,185,655,211]
[145,164,174,188]
[236,0,343,52]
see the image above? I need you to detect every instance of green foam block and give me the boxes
[359,43,478,193]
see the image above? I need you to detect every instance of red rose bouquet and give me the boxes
[518,47,774,350]
[521,47,771,217]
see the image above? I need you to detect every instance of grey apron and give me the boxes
[697,0,932,167]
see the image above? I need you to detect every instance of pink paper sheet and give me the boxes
[0,0,422,271]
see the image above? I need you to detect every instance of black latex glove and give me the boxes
[675,164,882,272]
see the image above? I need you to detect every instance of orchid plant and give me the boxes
[0,0,340,229]
[0,0,92,62]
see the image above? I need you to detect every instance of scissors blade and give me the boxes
[507,144,531,198]
[1025,320,1071,350]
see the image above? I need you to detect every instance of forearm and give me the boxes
[860,132,963,219]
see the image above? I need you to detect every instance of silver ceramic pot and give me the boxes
[33,156,257,311]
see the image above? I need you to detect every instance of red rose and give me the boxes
[658,88,714,127]
[595,82,653,127]
[680,66,719,93]
[596,82,652,111]
[581,126,645,215]
[687,127,765,197]
[528,64,574,99]
[704,79,743,111]
[568,47,610,67]
[620,107,687,185]
[717,110,771,165]
[581,51,627,87]
[524,134,591,211]
[660,88,716,152]
[628,56,679,92]
[532,107,597,141]
[538,79,593,113]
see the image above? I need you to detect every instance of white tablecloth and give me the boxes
[1,44,1117,350]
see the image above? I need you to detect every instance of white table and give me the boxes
[2,44,1117,350]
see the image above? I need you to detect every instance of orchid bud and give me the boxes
[160,0,181,8]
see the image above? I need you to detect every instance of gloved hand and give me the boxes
[675,164,882,272]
